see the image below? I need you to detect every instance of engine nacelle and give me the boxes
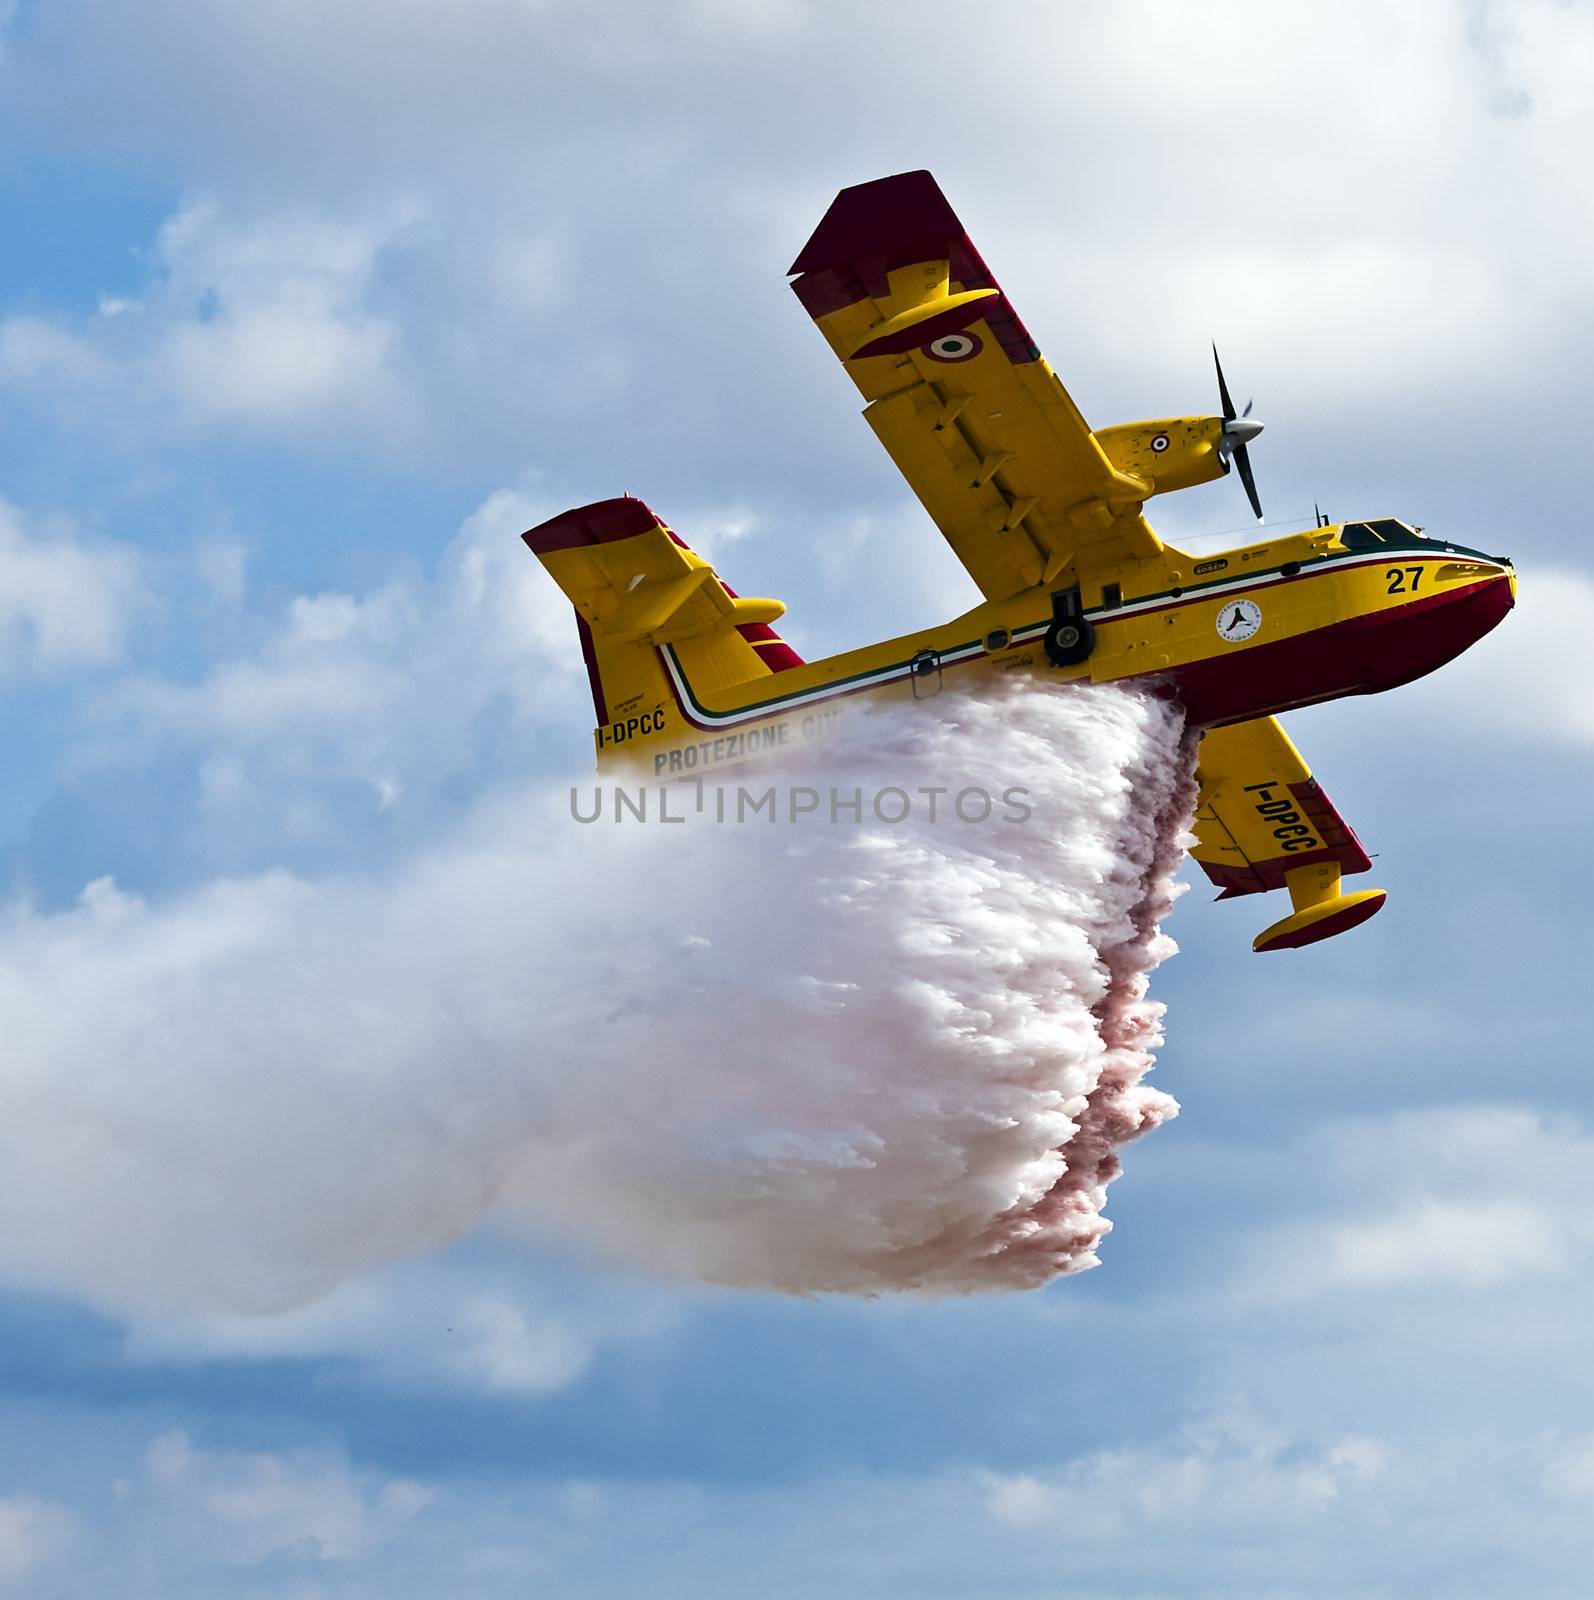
[1093,416,1228,499]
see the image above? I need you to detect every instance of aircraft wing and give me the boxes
[1191,716,1387,952]
[789,170,1165,603]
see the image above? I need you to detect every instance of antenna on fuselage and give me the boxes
[1314,503,1330,528]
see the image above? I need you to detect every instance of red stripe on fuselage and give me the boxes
[1169,574,1513,727]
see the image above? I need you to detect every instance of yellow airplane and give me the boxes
[524,171,1515,953]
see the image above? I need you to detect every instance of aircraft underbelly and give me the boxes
[1169,574,1515,728]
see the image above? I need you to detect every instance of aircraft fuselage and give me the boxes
[616,520,1515,776]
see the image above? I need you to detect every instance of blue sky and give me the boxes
[3,2,1594,1593]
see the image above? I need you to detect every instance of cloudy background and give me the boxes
[1,1,1592,1592]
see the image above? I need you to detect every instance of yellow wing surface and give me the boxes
[789,170,1207,601]
[1192,716,1387,952]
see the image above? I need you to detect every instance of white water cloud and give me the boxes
[0,679,1192,1313]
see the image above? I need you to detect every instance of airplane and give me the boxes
[522,170,1515,953]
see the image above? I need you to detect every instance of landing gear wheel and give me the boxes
[1043,584,1096,668]
[1043,614,1096,667]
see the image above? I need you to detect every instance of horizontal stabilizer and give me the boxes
[523,497,785,648]
[521,496,804,739]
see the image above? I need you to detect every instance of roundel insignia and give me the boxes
[1151,433,1170,453]
[924,332,981,363]
[1216,598,1262,642]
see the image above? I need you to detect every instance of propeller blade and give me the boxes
[1214,344,1264,518]
[1234,443,1264,522]
[1213,343,1238,421]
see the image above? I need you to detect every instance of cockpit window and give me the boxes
[1368,518,1422,543]
[1339,522,1382,550]
[1340,519,1423,550]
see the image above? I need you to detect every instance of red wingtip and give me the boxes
[788,170,962,276]
[522,496,662,556]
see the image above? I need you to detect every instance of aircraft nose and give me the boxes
[1223,416,1264,446]
[1483,552,1516,603]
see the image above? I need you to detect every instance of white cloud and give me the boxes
[484,230,573,319]
[152,198,414,428]
[1409,565,1594,745]
[76,485,823,866]
[192,536,248,609]
[982,1416,1389,1537]
[1234,1106,1594,1300]
[445,1294,592,1394]
[779,502,982,661]
[676,504,756,564]
[0,1492,76,1585]
[686,0,807,38]
[3,0,1592,491]
[86,487,587,852]
[0,500,143,681]
[1544,1436,1594,1501]
[5,1407,1594,1598]
[1311,1197,1562,1289]
[118,1255,640,1400]
[139,1430,429,1565]
[0,316,108,389]
[0,197,420,446]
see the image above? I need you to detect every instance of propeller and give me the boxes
[1213,344,1264,522]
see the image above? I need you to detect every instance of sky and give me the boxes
[2,0,1594,1593]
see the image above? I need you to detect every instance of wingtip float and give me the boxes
[522,170,1515,954]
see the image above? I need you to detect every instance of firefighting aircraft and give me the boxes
[523,171,1515,952]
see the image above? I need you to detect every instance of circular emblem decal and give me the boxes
[923,332,982,363]
[1216,598,1262,642]
[1150,432,1170,453]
